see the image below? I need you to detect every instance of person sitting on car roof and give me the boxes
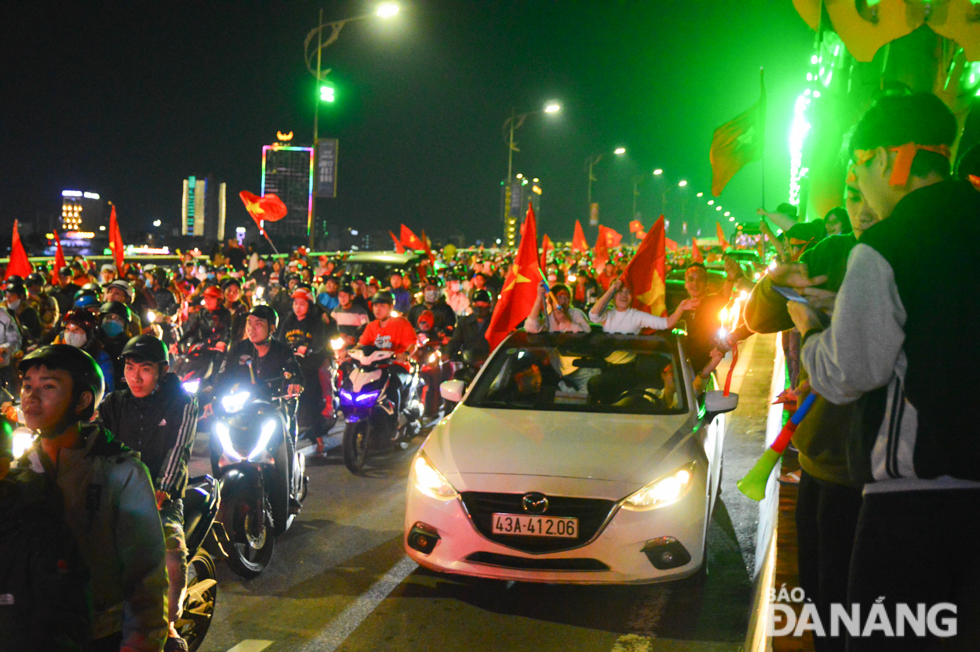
[589,278,695,335]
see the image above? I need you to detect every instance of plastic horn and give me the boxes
[737,392,818,501]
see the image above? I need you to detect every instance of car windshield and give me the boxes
[464,333,688,414]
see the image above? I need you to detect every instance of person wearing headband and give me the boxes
[788,92,980,651]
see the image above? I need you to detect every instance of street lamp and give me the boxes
[502,101,562,245]
[653,168,663,176]
[304,3,399,248]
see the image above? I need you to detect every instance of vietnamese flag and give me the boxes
[240,191,288,235]
[108,204,126,275]
[594,224,610,269]
[540,233,554,269]
[629,219,644,234]
[485,202,542,351]
[572,220,589,253]
[5,220,32,280]
[710,71,766,197]
[716,222,730,251]
[599,225,622,248]
[400,224,425,250]
[665,236,678,252]
[51,230,67,283]
[420,229,436,267]
[691,238,704,263]
[621,215,667,316]
[389,230,405,253]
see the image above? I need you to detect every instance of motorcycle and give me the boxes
[174,340,225,397]
[339,346,424,474]
[209,376,306,578]
[412,329,453,420]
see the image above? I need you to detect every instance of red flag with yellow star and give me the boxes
[485,202,542,351]
[716,222,730,251]
[389,231,405,253]
[691,238,704,263]
[400,224,425,251]
[239,191,288,235]
[108,204,126,275]
[710,72,765,197]
[51,230,67,284]
[621,215,667,316]
[594,224,610,269]
[5,220,32,280]
[540,233,553,269]
[572,220,589,253]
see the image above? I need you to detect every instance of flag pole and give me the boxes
[259,221,280,255]
[760,67,766,208]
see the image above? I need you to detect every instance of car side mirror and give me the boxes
[440,379,466,403]
[703,390,738,418]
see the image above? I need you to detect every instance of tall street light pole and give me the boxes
[587,147,625,230]
[304,2,399,250]
[502,101,560,246]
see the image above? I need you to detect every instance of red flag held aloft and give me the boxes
[108,204,126,275]
[400,224,425,250]
[389,231,405,253]
[485,203,543,351]
[621,216,667,316]
[716,222,730,251]
[239,191,288,235]
[600,225,622,248]
[51,230,67,284]
[665,236,678,252]
[5,220,32,280]
[572,220,589,253]
[540,234,554,269]
[629,219,644,234]
[691,238,704,263]
[710,71,766,197]
[420,229,436,267]
[594,224,610,269]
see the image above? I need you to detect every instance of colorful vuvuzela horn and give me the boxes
[737,392,818,501]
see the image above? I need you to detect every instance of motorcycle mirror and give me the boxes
[440,379,465,403]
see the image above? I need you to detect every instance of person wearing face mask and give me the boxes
[57,309,115,393]
[444,274,470,316]
[408,281,456,334]
[525,282,591,334]
[98,301,134,386]
[446,288,492,361]
[4,281,42,348]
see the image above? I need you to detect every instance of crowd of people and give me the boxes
[1,90,977,651]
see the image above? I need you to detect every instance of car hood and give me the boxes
[424,405,698,486]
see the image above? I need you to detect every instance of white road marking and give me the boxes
[226,641,274,652]
[300,556,418,652]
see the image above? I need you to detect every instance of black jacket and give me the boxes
[0,469,91,651]
[446,313,491,360]
[179,306,232,349]
[217,338,304,392]
[100,372,199,498]
[278,311,330,367]
[407,300,457,333]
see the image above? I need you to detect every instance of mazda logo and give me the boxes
[522,492,549,515]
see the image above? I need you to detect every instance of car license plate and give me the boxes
[491,513,578,538]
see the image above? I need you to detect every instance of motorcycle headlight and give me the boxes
[147,309,159,323]
[221,390,251,414]
[248,419,278,461]
[622,464,696,511]
[412,452,458,500]
[330,336,345,351]
[428,352,439,364]
[214,421,242,462]
[355,390,381,404]
[182,379,201,395]
[11,428,35,460]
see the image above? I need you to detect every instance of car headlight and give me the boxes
[622,464,696,511]
[182,379,201,395]
[221,390,251,413]
[214,421,242,462]
[248,419,278,461]
[412,452,458,500]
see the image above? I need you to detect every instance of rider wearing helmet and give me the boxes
[100,335,199,650]
[149,267,179,317]
[17,345,168,651]
[407,278,456,334]
[216,304,303,394]
[446,288,493,360]
[58,308,115,393]
[277,286,333,443]
[24,272,60,335]
[4,280,42,345]
[98,301,135,382]
[177,284,231,354]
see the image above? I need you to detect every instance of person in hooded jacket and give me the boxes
[98,301,133,386]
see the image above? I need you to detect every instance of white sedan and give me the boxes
[404,331,737,584]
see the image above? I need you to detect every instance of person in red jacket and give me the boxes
[359,291,417,360]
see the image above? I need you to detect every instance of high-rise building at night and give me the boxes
[261,144,314,242]
[60,190,105,235]
[181,175,227,241]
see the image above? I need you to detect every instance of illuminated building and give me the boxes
[500,175,542,246]
[261,144,314,242]
[60,190,105,235]
[181,175,227,241]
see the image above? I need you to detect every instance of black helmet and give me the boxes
[152,268,169,286]
[121,335,168,365]
[19,345,105,423]
[99,300,132,322]
[472,289,492,304]
[248,304,278,331]
[373,291,394,305]
[81,282,101,294]
[25,273,44,287]
[5,275,23,286]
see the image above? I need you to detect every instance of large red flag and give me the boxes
[540,233,554,269]
[5,220,32,280]
[710,72,766,197]
[594,224,610,269]
[420,229,436,267]
[51,230,67,283]
[389,230,405,253]
[621,215,667,316]
[485,203,542,351]
[691,238,704,263]
[716,222,730,251]
[572,220,589,253]
[108,204,126,274]
[400,224,425,250]
[601,226,622,248]
[239,191,287,235]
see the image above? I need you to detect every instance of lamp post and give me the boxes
[587,147,625,228]
[502,101,560,246]
[304,2,399,249]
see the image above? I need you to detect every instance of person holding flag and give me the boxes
[588,279,694,336]
[524,282,590,334]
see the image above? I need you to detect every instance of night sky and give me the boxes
[1,0,814,248]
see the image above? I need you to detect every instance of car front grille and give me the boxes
[465,552,609,571]
[459,491,617,554]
